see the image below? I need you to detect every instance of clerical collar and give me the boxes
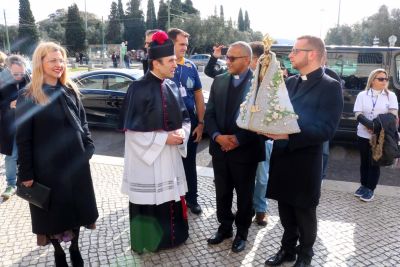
[232,69,250,87]
[300,67,323,82]
[150,71,164,81]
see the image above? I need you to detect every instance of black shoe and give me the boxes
[69,247,84,267]
[187,202,202,215]
[207,231,233,245]
[292,258,311,267]
[231,235,246,253]
[265,248,296,266]
[54,252,68,267]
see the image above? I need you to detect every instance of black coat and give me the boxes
[0,70,29,155]
[205,71,265,163]
[266,68,343,208]
[16,84,98,235]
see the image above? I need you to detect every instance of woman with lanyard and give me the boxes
[353,68,398,202]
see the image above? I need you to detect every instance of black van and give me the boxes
[272,45,400,142]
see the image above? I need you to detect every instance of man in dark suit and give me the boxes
[264,36,343,267]
[204,41,265,253]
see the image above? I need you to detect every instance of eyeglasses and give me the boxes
[290,48,314,55]
[226,56,248,62]
[144,42,151,46]
[11,73,25,78]
[374,77,389,82]
[45,59,66,65]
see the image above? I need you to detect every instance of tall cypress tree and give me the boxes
[106,2,122,44]
[146,0,157,30]
[238,8,244,31]
[117,0,125,21]
[124,0,145,49]
[244,10,250,31]
[157,0,168,31]
[65,3,86,54]
[220,5,225,21]
[17,0,39,55]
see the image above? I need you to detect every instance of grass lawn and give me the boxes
[69,66,90,72]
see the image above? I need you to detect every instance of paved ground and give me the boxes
[1,155,400,267]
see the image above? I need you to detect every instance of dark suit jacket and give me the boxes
[204,71,265,164]
[267,68,344,208]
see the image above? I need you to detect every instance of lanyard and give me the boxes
[369,88,382,113]
[177,64,183,87]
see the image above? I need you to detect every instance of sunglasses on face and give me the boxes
[226,56,248,62]
[374,77,389,82]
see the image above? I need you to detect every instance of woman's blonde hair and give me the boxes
[0,51,7,69]
[27,42,79,104]
[365,68,389,94]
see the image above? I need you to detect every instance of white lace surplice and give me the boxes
[121,125,189,205]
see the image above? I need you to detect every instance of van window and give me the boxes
[395,54,400,85]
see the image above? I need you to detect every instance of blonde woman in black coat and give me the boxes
[16,42,98,267]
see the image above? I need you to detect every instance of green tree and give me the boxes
[157,0,168,30]
[238,8,244,31]
[38,10,66,44]
[244,11,250,31]
[124,0,145,49]
[65,3,86,54]
[325,5,400,46]
[117,0,125,21]
[0,25,18,53]
[87,19,102,45]
[170,0,182,17]
[220,5,224,22]
[106,1,123,43]
[325,25,354,45]
[17,0,39,55]
[363,5,392,46]
[146,0,157,30]
[182,0,199,15]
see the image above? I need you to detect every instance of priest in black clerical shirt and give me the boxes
[204,41,265,253]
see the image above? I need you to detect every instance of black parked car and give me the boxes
[73,68,143,128]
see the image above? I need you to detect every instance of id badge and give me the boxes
[179,85,187,97]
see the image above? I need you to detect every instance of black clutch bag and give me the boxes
[16,182,51,211]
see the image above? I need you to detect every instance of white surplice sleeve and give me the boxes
[126,131,168,166]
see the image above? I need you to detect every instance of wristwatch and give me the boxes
[198,120,204,124]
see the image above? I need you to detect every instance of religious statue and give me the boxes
[236,34,300,134]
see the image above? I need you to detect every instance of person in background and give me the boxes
[0,55,29,199]
[168,28,205,215]
[111,51,118,68]
[353,68,398,201]
[16,42,98,267]
[321,53,342,181]
[264,35,343,267]
[119,31,190,254]
[205,41,265,253]
[142,29,159,73]
[124,51,130,68]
